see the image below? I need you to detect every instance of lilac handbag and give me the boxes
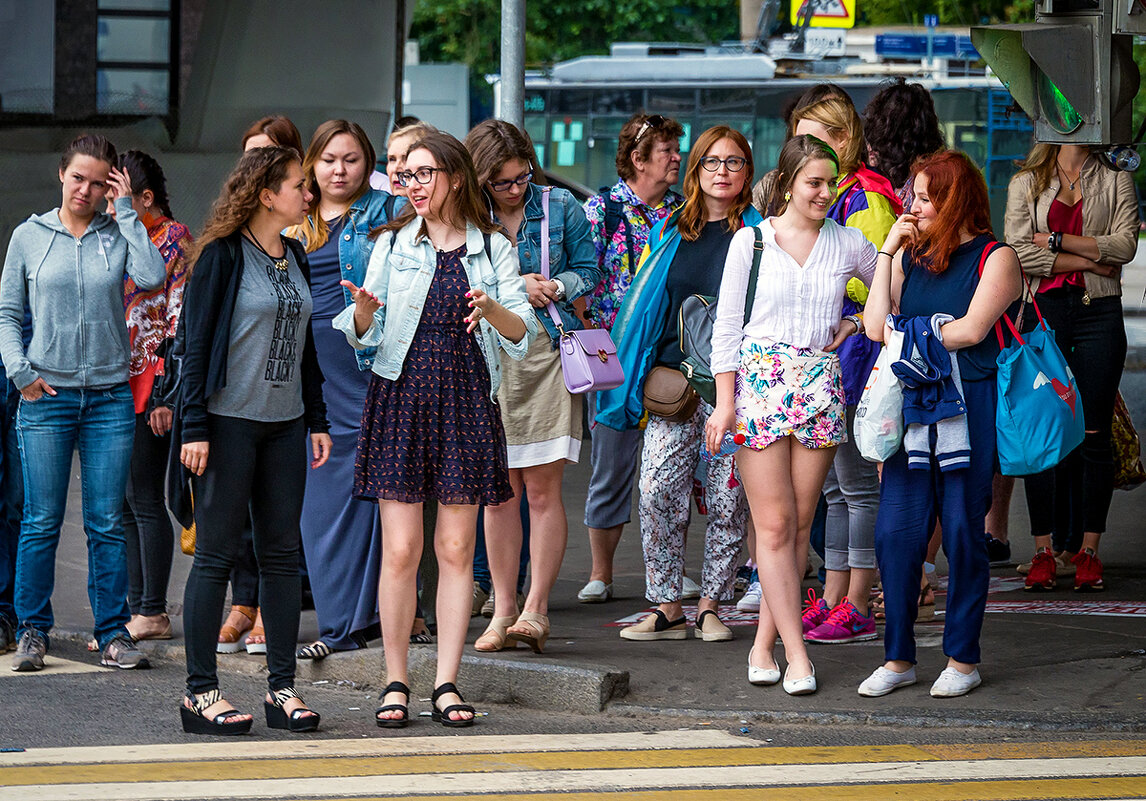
[540,188,624,394]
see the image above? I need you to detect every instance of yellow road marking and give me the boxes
[0,657,103,677]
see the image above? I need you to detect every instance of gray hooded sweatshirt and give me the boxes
[0,197,166,390]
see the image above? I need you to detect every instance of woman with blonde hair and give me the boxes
[706,134,877,694]
[1005,143,1138,592]
[336,131,536,728]
[386,122,438,197]
[599,125,760,643]
[175,145,331,733]
[287,120,403,661]
[464,119,601,653]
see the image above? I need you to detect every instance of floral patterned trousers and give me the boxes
[638,400,748,603]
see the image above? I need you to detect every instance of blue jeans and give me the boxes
[15,384,135,649]
[0,369,23,626]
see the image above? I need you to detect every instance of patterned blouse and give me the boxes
[582,178,683,332]
[124,215,191,411]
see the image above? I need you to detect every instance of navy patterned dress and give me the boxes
[354,245,513,505]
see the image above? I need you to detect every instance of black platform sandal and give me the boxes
[264,687,321,732]
[180,689,253,736]
[430,682,475,728]
[375,680,411,728]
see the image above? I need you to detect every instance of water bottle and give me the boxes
[702,432,745,462]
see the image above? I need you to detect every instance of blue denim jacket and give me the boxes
[299,188,405,371]
[499,184,601,346]
[332,220,537,399]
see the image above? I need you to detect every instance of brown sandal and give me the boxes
[245,610,267,655]
[474,615,518,652]
[505,611,549,653]
[217,605,256,654]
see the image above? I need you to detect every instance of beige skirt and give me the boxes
[498,332,582,468]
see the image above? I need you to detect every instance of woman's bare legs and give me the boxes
[484,475,526,620]
[518,461,568,617]
[376,500,423,721]
[738,437,836,679]
[432,503,479,722]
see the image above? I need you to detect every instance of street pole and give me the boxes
[394,0,406,123]
[500,0,525,126]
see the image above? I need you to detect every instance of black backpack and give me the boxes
[598,188,636,268]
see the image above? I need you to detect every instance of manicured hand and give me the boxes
[523,273,560,308]
[181,440,209,476]
[465,288,496,333]
[20,377,56,401]
[310,432,332,469]
[339,279,382,316]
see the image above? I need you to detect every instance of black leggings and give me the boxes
[1023,289,1126,549]
[124,412,174,616]
[183,414,306,694]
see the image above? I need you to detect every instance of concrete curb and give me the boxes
[54,629,629,716]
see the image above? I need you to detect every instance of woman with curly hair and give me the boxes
[600,125,760,644]
[175,146,331,734]
[862,78,946,210]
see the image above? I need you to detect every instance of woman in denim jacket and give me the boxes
[464,120,601,654]
[335,130,536,728]
[286,120,404,661]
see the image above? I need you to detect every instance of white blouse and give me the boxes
[710,217,877,374]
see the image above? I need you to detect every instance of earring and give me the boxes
[784,191,791,202]
[269,204,275,212]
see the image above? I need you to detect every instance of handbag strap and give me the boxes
[977,241,1046,350]
[745,226,763,326]
[539,187,565,334]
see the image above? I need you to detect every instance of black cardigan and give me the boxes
[166,231,328,527]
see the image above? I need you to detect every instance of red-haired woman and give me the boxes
[859,150,1020,699]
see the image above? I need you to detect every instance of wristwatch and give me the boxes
[844,314,864,336]
[553,278,567,301]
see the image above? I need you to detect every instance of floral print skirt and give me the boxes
[735,340,846,450]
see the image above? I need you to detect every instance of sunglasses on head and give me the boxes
[633,115,668,146]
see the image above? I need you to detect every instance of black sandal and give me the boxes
[180,689,253,736]
[375,680,411,729]
[430,682,475,728]
[264,687,320,732]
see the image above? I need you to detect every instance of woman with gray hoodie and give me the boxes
[0,133,166,672]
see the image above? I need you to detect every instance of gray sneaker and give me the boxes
[11,627,47,671]
[100,634,150,670]
[0,617,15,654]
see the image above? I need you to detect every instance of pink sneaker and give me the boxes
[801,588,830,635]
[805,598,878,643]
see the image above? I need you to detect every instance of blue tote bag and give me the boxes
[986,244,1084,475]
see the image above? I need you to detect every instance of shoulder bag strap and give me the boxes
[977,241,1044,350]
[744,226,763,327]
[540,187,564,333]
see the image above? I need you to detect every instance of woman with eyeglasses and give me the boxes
[335,131,537,728]
[597,126,759,644]
[462,120,601,653]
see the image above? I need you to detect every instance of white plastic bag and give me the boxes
[854,329,905,463]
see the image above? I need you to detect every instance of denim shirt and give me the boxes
[332,220,538,399]
[497,184,601,346]
[299,188,405,371]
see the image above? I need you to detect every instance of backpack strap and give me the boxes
[600,191,636,273]
[383,193,398,221]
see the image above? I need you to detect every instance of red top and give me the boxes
[1038,198,1084,292]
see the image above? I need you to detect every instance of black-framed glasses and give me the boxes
[489,170,533,192]
[699,156,747,173]
[633,115,668,145]
[394,166,446,188]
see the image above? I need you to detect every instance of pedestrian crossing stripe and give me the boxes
[0,656,105,678]
[2,734,1145,801]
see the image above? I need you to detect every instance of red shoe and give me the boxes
[1024,549,1056,591]
[1072,549,1104,592]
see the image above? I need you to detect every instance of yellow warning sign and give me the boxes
[789,0,856,29]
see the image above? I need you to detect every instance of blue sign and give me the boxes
[875,33,978,59]
[924,13,939,27]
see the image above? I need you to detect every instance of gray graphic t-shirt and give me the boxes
[208,237,313,422]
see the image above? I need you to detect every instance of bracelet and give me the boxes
[1048,231,1062,253]
[877,250,896,259]
[843,314,864,336]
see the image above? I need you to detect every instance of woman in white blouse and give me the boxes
[705,134,876,696]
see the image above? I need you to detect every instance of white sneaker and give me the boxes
[736,581,762,612]
[929,667,982,698]
[681,575,701,600]
[858,665,917,697]
[577,580,613,603]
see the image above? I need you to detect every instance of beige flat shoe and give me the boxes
[474,615,518,652]
[127,613,173,641]
[505,611,549,653]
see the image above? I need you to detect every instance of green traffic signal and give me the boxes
[1037,76,1085,134]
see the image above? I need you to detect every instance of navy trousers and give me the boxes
[875,377,995,666]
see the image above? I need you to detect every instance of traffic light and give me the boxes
[971,0,1143,145]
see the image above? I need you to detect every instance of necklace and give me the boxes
[244,225,289,270]
[1056,162,1081,191]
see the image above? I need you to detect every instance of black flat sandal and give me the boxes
[375,680,411,729]
[264,687,321,732]
[180,689,253,736]
[430,682,475,728]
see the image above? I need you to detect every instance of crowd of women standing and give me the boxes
[1,74,1136,733]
